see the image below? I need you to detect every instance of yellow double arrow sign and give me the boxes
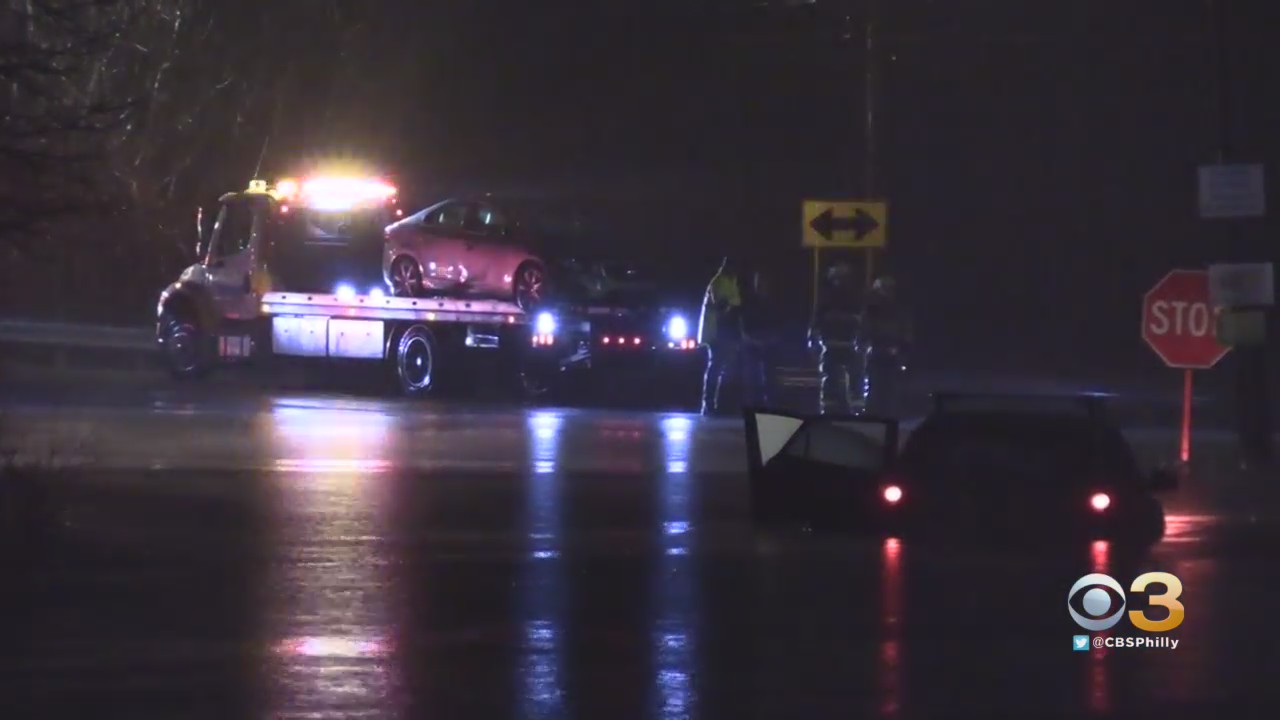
[802,199,887,249]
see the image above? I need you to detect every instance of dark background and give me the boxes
[4,0,1278,388]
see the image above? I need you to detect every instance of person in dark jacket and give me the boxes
[857,276,913,417]
[739,270,779,407]
[808,262,862,414]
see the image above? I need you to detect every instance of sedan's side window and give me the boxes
[781,420,892,473]
[460,203,486,234]
[475,204,508,236]
[424,202,468,230]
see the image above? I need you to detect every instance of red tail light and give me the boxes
[882,485,903,504]
[1090,492,1111,512]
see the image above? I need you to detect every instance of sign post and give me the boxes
[1180,368,1193,464]
[1141,269,1232,463]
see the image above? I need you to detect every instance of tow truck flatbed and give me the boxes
[260,292,528,324]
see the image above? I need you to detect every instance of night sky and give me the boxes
[183,0,1280,383]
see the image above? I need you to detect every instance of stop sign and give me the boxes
[1142,269,1231,368]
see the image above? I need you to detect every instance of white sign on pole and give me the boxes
[1198,163,1266,218]
[1209,262,1274,307]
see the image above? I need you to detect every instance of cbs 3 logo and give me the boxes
[1068,572,1184,632]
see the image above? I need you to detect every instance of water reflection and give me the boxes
[529,411,563,475]
[521,410,566,719]
[653,414,697,719]
[262,402,406,719]
[1163,513,1215,544]
[268,404,398,473]
[663,416,692,475]
[1087,540,1111,715]
[879,538,904,717]
[1161,554,1211,702]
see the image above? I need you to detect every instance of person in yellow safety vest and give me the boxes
[698,256,743,415]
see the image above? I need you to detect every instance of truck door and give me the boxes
[204,197,260,320]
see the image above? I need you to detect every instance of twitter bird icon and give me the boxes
[1073,635,1090,652]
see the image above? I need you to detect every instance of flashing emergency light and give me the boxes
[665,315,689,341]
[535,312,557,336]
[334,283,357,301]
[270,175,396,210]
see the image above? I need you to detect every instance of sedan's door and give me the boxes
[458,202,512,291]
[414,200,472,290]
[743,408,900,530]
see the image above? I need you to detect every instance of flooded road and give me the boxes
[3,385,1278,718]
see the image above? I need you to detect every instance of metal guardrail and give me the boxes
[0,317,824,390]
[0,319,154,351]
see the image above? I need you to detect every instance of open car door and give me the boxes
[744,408,900,532]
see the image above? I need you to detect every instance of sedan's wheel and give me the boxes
[395,325,437,397]
[513,262,547,310]
[390,257,424,297]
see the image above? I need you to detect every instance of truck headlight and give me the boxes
[535,311,557,335]
[665,315,689,341]
[334,283,356,301]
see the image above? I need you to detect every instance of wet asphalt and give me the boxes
[2,381,1279,719]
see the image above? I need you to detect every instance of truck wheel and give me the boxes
[159,313,211,380]
[395,324,438,397]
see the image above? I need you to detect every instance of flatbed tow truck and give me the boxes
[155,174,701,400]
[156,174,569,396]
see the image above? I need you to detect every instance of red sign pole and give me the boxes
[1180,369,1193,463]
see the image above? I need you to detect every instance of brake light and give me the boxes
[1090,492,1111,512]
[882,485,903,504]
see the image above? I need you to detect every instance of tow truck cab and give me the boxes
[155,176,564,396]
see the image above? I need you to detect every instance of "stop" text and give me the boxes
[1147,300,1217,337]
